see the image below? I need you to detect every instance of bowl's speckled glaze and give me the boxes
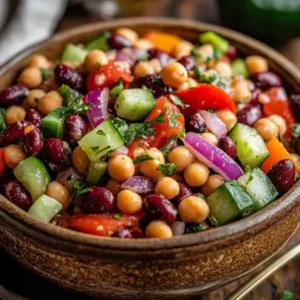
[0,18,299,299]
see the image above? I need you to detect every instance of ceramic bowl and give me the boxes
[0,17,299,299]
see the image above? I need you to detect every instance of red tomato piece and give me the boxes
[175,83,236,117]
[127,97,185,156]
[87,61,132,92]
[0,149,6,177]
[68,214,142,236]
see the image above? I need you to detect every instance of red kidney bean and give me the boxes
[0,120,31,147]
[0,84,29,106]
[227,46,238,60]
[108,34,132,50]
[218,136,237,159]
[56,167,83,192]
[41,138,72,173]
[177,55,196,71]
[252,72,282,90]
[267,159,295,194]
[290,94,300,121]
[65,114,87,143]
[143,194,177,222]
[237,105,263,127]
[250,88,262,106]
[188,113,207,133]
[25,108,42,128]
[54,64,85,92]
[172,183,193,205]
[24,126,43,156]
[76,187,115,213]
[148,48,172,67]
[136,74,173,98]
[4,180,32,210]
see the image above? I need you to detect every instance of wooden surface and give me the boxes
[0,0,299,299]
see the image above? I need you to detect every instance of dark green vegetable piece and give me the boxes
[85,32,110,52]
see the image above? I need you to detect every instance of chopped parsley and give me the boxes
[158,163,177,176]
[133,154,154,164]
[279,289,294,300]
[111,117,129,137]
[70,180,91,203]
[185,222,209,234]
[161,136,177,156]
[168,111,181,128]
[169,94,186,108]
[110,79,124,99]
[197,69,218,84]
[40,68,51,81]
[112,213,122,220]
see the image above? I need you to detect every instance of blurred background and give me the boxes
[1,0,300,65]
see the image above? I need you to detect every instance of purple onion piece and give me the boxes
[86,87,110,128]
[109,146,129,158]
[56,167,83,193]
[182,132,244,181]
[197,110,227,139]
[171,221,186,236]
[121,176,156,194]
[116,47,147,67]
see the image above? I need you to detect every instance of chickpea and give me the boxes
[167,146,194,172]
[258,93,270,104]
[267,114,287,136]
[200,132,218,146]
[115,27,138,43]
[134,39,154,50]
[46,181,70,210]
[25,89,46,108]
[201,174,224,197]
[214,61,232,77]
[4,145,27,169]
[233,81,252,103]
[160,62,188,89]
[254,118,279,141]
[178,196,209,223]
[134,62,155,78]
[72,146,89,174]
[194,44,214,61]
[178,78,198,90]
[18,67,43,89]
[146,148,165,164]
[84,50,108,74]
[184,162,209,187]
[245,55,269,75]
[215,109,237,131]
[37,91,63,115]
[291,153,300,166]
[106,179,122,196]
[108,155,135,181]
[155,177,180,199]
[145,220,173,238]
[117,189,142,214]
[63,61,82,69]
[171,40,193,58]
[106,50,117,61]
[148,58,161,73]
[5,106,26,125]
[28,54,51,69]
[140,159,162,181]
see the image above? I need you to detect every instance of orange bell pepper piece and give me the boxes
[144,31,181,53]
[261,138,300,174]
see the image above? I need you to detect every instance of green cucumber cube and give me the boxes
[61,43,88,62]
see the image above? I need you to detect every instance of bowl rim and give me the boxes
[0,17,300,251]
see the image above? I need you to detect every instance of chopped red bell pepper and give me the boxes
[68,213,142,236]
[0,149,6,177]
[175,83,236,117]
[87,61,132,92]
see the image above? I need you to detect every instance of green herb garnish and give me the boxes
[0,108,6,134]
[112,213,122,220]
[110,78,124,99]
[169,94,186,108]
[133,154,154,164]
[279,289,294,300]
[291,124,300,140]
[161,136,177,156]
[185,222,209,234]
[40,68,51,81]
[168,111,181,128]
[158,163,177,176]
[70,180,91,203]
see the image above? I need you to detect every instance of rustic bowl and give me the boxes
[0,18,299,299]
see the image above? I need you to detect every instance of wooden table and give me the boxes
[1,0,299,299]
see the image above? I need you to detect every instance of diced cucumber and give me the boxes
[110,79,124,99]
[229,123,269,168]
[231,58,249,78]
[199,31,229,54]
[28,195,62,222]
[207,180,255,226]
[85,32,110,52]
[86,161,108,185]
[41,107,65,139]
[238,168,279,211]
[61,43,88,62]
[115,89,155,121]
[78,119,124,162]
[14,157,50,201]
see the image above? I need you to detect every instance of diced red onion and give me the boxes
[56,167,83,192]
[183,132,244,181]
[115,47,147,67]
[121,176,155,194]
[197,110,227,139]
[109,146,129,158]
[171,221,186,236]
[86,87,110,128]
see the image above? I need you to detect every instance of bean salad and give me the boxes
[0,28,299,238]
